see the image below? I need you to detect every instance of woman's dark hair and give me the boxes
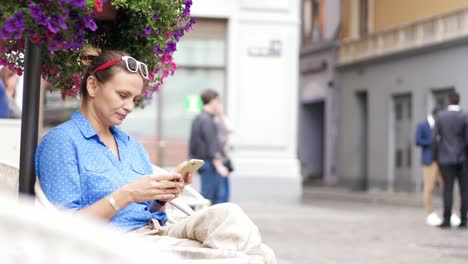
[79,47,128,98]
[201,89,219,105]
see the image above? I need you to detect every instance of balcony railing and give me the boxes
[339,7,468,65]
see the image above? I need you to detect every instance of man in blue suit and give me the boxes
[416,108,442,226]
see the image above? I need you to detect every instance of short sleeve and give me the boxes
[35,128,82,211]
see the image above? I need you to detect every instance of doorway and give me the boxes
[299,101,325,184]
[392,94,413,192]
[353,92,368,190]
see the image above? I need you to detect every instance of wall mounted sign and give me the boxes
[247,40,282,57]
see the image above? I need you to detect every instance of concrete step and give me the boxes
[302,186,443,208]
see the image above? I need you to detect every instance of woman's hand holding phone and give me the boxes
[175,159,204,184]
[120,172,183,204]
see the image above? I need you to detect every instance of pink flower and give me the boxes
[49,66,58,75]
[94,0,103,12]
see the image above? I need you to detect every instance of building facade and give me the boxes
[337,0,468,192]
[119,0,302,202]
[299,0,341,186]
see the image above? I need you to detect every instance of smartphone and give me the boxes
[177,159,205,175]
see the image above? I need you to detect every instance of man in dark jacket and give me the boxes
[433,91,468,228]
[416,108,442,226]
[189,89,229,204]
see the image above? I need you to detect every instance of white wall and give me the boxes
[192,0,301,201]
[0,119,21,166]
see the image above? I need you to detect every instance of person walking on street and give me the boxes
[189,89,229,205]
[416,108,443,226]
[0,67,21,118]
[433,91,468,228]
[214,102,235,202]
[0,68,10,118]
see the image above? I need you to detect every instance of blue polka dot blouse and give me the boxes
[35,111,167,231]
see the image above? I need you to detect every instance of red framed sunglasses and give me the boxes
[92,56,149,79]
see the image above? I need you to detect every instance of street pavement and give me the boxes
[239,187,468,264]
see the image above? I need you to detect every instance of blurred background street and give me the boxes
[242,187,468,264]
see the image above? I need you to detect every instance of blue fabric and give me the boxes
[198,161,228,205]
[0,80,10,118]
[415,120,434,165]
[35,111,167,231]
[222,176,230,203]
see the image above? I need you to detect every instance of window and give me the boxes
[119,19,227,166]
[432,88,455,110]
[303,0,326,43]
[43,89,80,129]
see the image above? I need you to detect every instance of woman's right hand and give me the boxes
[119,172,184,204]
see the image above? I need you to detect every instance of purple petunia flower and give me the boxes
[183,6,191,17]
[153,44,164,55]
[50,14,67,31]
[48,40,59,52]
[65,0,86,8]
[37,14,48,26]
[73,35,85,49]
[172,29,184,41]
[29,4,43,20]
[83,15,97,31]
[63,41,74,49]
[68,9,79,20]
[4,12,24,33]
[54,33,65,43]
[12,31,23,40]
[184,23,192,32]
[153,12,159,21]
[48,17,60,33]
[184,17,196,32]
[142,26,152,37]
[0,27,11,39]
[166,41,177,53]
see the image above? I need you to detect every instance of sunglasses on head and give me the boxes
[92,56,149,79]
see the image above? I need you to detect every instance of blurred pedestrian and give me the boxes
[0,67,21,118]
[0,68,10,118]
[416,108,443,226]
[189,89,229,205]
[433,91,468,228]
[214,102,235,202]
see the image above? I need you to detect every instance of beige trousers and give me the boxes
[423,162,440,213]
[132,203,276,264]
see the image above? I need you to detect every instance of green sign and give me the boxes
[184,95,202,113]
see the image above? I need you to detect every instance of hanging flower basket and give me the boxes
[0,0,195,103]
